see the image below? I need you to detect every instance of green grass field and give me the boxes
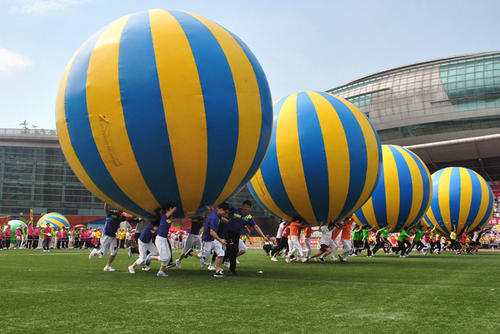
[1,248,499,334]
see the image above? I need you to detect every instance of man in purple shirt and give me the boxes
[200,202,230,278]
[146,205,176,277]
[89,203,123,272]
[128,222,159,274]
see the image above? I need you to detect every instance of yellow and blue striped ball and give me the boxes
[353,145,432,232]
[248,91,382,226]
[55,10,273,218]
[37,213,70,229]
[423,167,493,235]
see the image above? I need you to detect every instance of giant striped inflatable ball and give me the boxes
[37,213,70,229]
[56,10,273,218]
[423,167,493,235]
[353,145,432,232]
[248,91,382,225]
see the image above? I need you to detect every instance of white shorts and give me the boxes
[136,239,158,265]
[182,234,201,255]
[238,239,248,253]
[201,240,225,259]
[99,234,118,257]
[155,235,171,266]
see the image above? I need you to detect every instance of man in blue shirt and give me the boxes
[128,222,159,274]
[225,200,269,274]
[176,215,204,268]
[147,205,176,277]
[89,203,123,272]
[200,202,230,278]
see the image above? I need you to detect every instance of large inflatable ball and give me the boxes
[353,145,432,232]
[37,213,70,229]
[248,91,382,225]
[56,10,272,218]
[8,220,27,231]
[423,167,493,235]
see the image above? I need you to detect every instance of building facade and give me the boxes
[327,51,500,181]
[0,128,268,217]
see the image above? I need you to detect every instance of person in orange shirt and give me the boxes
[338,216,354,262]
[303,225,312,259]
[286,217,306,263]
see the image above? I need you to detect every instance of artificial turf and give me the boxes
[1,248,499,334]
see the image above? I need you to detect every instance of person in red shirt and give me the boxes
[56,230,62,249]
[33,227,40,249]
[43,225,52,252]
[5,228,12,249]
[286,217,306,263]
[338,216,354,262]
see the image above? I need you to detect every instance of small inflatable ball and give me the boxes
[56,9,273,218]
[248,91,382,225]
[37,213,70,229]
[353,145,432,232]
[423,167,493,235]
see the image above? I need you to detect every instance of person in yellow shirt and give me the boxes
[117,229,126,248]
[94,229,102,248]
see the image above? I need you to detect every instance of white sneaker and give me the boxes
[271,256,278,262]
[89,248,98,260]
[207,265,216,271]
[142,266,151,271]
[236,259,240,264]
[223,261,230,268]
[128,265,135,274]
[285,257,291,263]
[301,257,308,263]
[176,259,182,269]
[104,266,116,272]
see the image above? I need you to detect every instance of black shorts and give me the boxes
[320,244,330,252]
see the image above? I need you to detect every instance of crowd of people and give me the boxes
[265,217,492,263]
[88,200,268,278]
[2,201,495,279]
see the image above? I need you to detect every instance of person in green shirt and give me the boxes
[409,227,425,253]
[361,226,374,257]
[352,224,363,256]
[371,225,391,255]
[397,228,410,257]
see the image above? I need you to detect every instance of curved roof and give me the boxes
[328,51,500,92]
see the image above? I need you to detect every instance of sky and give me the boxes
[0,0,499,130]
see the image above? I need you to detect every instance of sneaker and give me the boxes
[223,261,230,268]
[157,271,169,277]
[89,248,98,260]
[145,253,153,266]
[207,265,216,271]
[167,263,176,269]
[142,266,151,271]
[176,259,182,269]
[213,271,224,278]
[338,255,346,263]
[200,262,208,268]
[104,266,116,272]
[319,256,325,263]
[128,265,135,274]
[128,248,132,259]
[285,257,291,263]
[271,256,278,262]
[236,259,240,264]
[351,253,357,257]
[301,257,308,263]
